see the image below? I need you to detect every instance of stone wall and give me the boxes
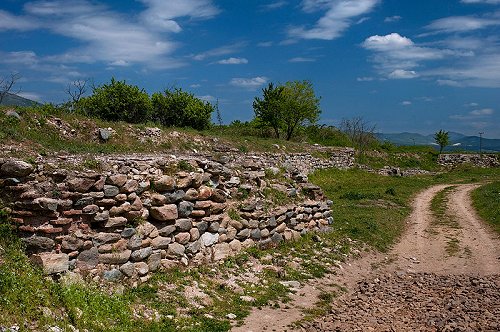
[0,150,352,283]
[438,154,499,168]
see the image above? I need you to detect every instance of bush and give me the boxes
[79,78,151,124]
[151,88,213,130]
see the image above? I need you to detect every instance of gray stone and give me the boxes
[1,160,34,177]
[103,269,123,281]
[236,228,250,240]
[5,109,21,119]
[76,248,99,270]
[136,222,156,237]
[106,174,127,187]
[271,232,283,244]
[61,236,84,251]
[119,262,135,277]
[268,216,277,228]
[23,236,55,252]
[167,242,185,257]
[158,225,176,237]
[131,247,152,262]
[208,221,220,233]
[128,235,142,250]
[147,252,162,271]
[200,232,219,247]
[82,204,99,214]
[178,201,194,218]
[93,232,120,246]
[93,210,110,222]
[74,197,94,208]
[103,185,120,197]
[327,216,334,225]
[121,228,136,238]
[165,190,185,203]
[176,218,192,231]
[98,250,131,264]
[250,229,261,240]
[186,240,202,254]
[98,128,112,141]
[196,221,208,232]
[34,197,59,211]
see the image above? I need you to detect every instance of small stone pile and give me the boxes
[300,272,500,331]
[0,155,334,282]
[438,153,500,168]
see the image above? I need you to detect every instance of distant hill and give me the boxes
[376,132,500,153]
[0,92,40,107]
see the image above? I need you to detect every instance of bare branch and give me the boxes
[0,72,21,104]
[66,79,89,104]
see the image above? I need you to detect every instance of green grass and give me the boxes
[471,181,500,234]
[429,186,460,230]
[309,166,500,251]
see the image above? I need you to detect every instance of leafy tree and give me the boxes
[79,78,151,123]
[151,88,214,130]
[252,83,285,138]
[434,129,449,153]
[253,80,321,140]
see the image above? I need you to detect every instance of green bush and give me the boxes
[151,88,213,130]
[80,78,151,124]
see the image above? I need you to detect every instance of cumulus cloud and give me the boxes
[230,77,268,88]
[217,57,248,65]
[288,0,379,40]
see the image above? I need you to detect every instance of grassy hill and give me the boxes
[0,93,40,107]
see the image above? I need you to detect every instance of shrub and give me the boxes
[151,88,213,130]
[79,78,151,124]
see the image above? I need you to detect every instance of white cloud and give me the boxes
[425,16,500,34]
[363,33,414,50]
[138,0,219,32]
[230,77,268,88]
[190,84,201,88]
[289,57,316,62]
[401,101,412,106]
[257,41,274,47]
[389,69,418,79]
[0,10,39,30]
[357,76,374,81]
[260,1,288,11]
[384,15,402,23]
[461,0,500,4]
[288,0,380,40]
[470,108,494,115]
[197,95,216,102]
[467,102,479,107]
[217,57,248,65]
[192,42,246,61]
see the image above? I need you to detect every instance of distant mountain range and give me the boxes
[376,132,500,153]
[0,92,40,107]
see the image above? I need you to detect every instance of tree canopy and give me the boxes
[434,129,449,153]
[253,80,321,140]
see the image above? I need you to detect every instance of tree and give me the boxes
[434,129,449,153]
[340,116,376,153]
[253,80,321,140]
[79,78,151,123]
[0,72,21,104]
[252,82,285,138]
[151,88,214,130]
[66,79,89,105]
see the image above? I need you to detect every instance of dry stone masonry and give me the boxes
[438,153,499,168]
[0,150,353,282]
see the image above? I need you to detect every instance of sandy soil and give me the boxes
[234,183,500,332]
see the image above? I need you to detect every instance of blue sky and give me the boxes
[1,0,499,137]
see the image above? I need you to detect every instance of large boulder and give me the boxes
[30,253,69,274]
[1,160,34,177]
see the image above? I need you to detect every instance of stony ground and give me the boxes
[235,184,500,332]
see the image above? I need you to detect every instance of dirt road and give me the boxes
[234,183,500,331]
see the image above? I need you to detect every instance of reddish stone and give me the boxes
[51,218,73,225]
[19,225,35,232]
[63,209,82,217]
